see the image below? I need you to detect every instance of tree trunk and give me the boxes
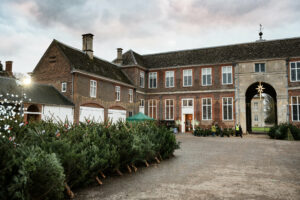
[99,170,106,179]
[144,160,149,167]
[95,176,103,185]
[64,182,74,199]
[116,169,123,176]
[131,164,137,172]
[158,153,163,161]
[127,164,132,173]
[155,157,160,164]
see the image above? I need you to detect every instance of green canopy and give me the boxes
[126,112,154,121]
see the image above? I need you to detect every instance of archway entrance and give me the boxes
[26,104,41,122]
[245,82,277,133]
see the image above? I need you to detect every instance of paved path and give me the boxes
[75,134,300,200]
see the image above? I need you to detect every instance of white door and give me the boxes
[42,105,74,123]
[108,109,126,124]
[79,106,104,123]
[181,98,194,133]
[139,106,145,114]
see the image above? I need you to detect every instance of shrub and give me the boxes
[268,123,300,140]
[0,118,180,199]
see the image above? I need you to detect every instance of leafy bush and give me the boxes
[268,123,300,140]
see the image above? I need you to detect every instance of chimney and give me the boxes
[115,48,123,65]
[82,33,94,59]
[5,61,12,73]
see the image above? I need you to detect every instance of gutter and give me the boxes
[71,69,135,89]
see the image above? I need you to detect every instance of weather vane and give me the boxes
[256,81,265,99]
[259,24,263,40]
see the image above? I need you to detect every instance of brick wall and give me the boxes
[32,43,73,100]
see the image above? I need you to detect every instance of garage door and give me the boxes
[108,109,126,124]
[42,105,74,123]
[79,106,104,123]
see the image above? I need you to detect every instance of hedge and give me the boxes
[193,127,234,137]
[0,118,179,199]
[268,123,300,140]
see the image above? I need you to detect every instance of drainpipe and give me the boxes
[286,58,290,124]
[234,62,239,124]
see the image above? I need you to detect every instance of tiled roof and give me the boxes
[54,40,133,85]
[121,37,300,68]
[0,77,74,106]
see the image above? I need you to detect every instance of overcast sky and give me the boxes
[0,0,299,73]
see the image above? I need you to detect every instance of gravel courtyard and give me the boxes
[75,134,300,200]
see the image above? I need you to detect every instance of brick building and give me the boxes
[32,34,300,133]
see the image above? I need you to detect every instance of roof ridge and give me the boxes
[54,39,120,68]
[130,50,138,65]
[141,36,300,57]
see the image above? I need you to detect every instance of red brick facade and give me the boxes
[31,36,300,132]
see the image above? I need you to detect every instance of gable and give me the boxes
[32,40,72,77]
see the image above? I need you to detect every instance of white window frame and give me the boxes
[202,98,212,120]
[182,99,193,107]
[61,82,67,93]
[254,63,266,73]
[115,86,120,101]
[140,71,145,88]
[202,68,212,86]
[165,71,174,88]
[222,97,233,121]
[222,66,232,85]
[139,99,144,106]
[253,102,258,111]
[148,99,157,119]
[129,89,133,103]
[165,99,174,120]
[183,69,193,87]
[90,80,97,98]
[149,72,157,89]
[290,62,300,82]
[254,115,259,121]
[291,96,300,121]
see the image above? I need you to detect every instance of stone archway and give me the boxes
[245,82,277,132]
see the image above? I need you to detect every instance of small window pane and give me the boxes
[261,63,265,72]
[293,105,298,121]
[255,64,260,72]
[291,63,295,69]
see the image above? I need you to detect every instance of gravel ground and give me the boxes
[75,134,300,200]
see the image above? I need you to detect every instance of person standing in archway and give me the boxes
[235,124,239,137]
[239,124,243,138]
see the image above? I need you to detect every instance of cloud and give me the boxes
[0,0,299,73]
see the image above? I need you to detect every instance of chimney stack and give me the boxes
[82,33,94,59]
[115,48,123,65]
[5,61,12,73]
